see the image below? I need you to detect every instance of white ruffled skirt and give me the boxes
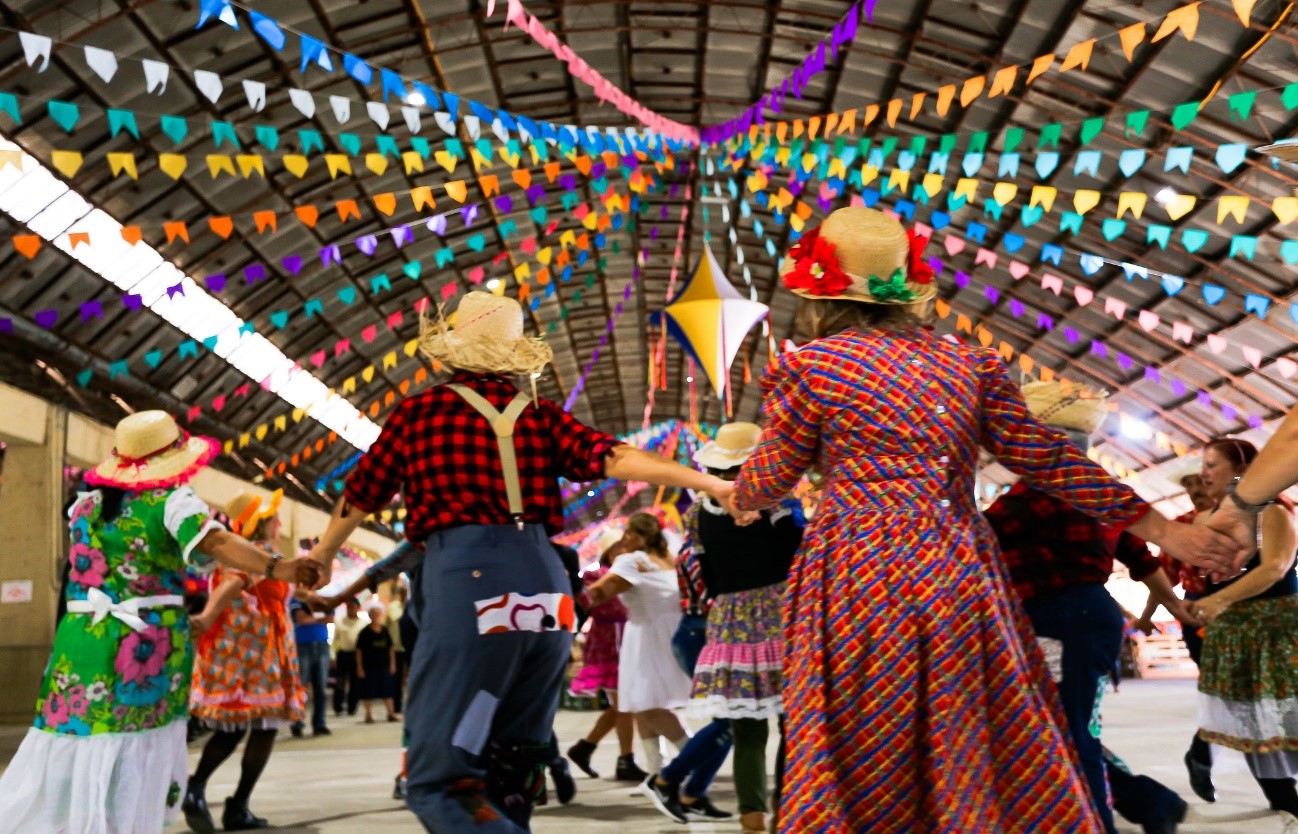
[0,720,188,834]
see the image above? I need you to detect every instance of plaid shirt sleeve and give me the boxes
[676,504,710,616]
[1113,532,1159,581]
[543,401,623,482]
[735,349,824,512]
[344,402,408,513]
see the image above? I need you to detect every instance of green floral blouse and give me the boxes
[34,486,218,736]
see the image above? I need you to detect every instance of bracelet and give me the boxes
[264,552,282,579]
[1226,477,1274,514]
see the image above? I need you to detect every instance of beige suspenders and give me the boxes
[447,384,533,530]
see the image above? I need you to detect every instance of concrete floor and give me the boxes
[0,678,1291,832]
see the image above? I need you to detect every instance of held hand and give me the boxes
[190,612,214,635]
[1129,616,1156,636]
[306,546,335,591]
[1167,599,1203,629]
[1156,522,1249,578]
[274,557,321,586]
[1190,595,1231,626]
[1205,501,1259,561]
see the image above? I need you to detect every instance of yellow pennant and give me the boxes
[402,151,424,174]
[365,153,389,176]
[1117,192,1147,220]
[1164,193,1196,220]
[51,150,83,178]
[282,154,309,178]
[921,173,943,199]
[325,154,352,178]
[236,154,265,178]
[158,153,187,180]
[1272,196,1298,224]
[1029,185,1058,212]
[434,150,457,173]
[404,339,419,357]
[107,152,138,179]
[206,154,235,178]
[1217,195,1249,225]
[1072,189,1101,215]
[992,182,1018,206]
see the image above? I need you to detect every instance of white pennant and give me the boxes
[330,95,351,124]
[193,70,223,103]
[242,79,267,111]
[463,114,481,140]
[18,32,51,72]
[491,117,508,144]
[288,88,316,119]
[84,46,118,83]
[142,59,169,94]
[434,111,457,136]
[366,100,390,130]
[401,105,422,133]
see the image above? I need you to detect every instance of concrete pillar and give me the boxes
[0,405,66,723]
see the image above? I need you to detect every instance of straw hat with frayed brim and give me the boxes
[1022,380,1109,434]
[779,206,939,305]
[694,422,762,470]
[419,291,552,376]
[85,410,221,491]
[227,489,284,538]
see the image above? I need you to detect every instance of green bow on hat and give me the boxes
[867,269,916,303]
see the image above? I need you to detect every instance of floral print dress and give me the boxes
[0,486,220,834]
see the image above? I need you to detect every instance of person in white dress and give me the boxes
[585,512,692,775]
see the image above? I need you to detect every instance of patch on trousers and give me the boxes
[452,690,499,755]
[1089,673,1106,740]
[1036,635,1064,683]
[448,778,502,824]
[475,592,576,634]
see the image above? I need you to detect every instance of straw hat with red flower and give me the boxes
[780,206,938,304]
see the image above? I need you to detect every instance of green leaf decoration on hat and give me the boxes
[867,270,915,303]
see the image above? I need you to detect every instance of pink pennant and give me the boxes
[187,406,202,422]
[1104,297,1126,319]
[974,248,998,269]
[361,325,378,343]
[440,282,457,302]
[520,236,537,255]
[943,235,966,256]
[849,194,866,208]
[912,222,933,238]
[387,311,404,329]
[1241,346,1263,368]
[1008,260,1030,280]
[1277,357,1297,378]
[1206,334,1227,354]
[1040,274,1063,295]
[1074,286,1094,306]
[1138,310,1159,332]
[414,298,430,314]
[334,339,350,358]
[1172,322,1194,343]
[469,266,485,284]
[310,350,326,368]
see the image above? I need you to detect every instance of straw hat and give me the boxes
[85,410,221,491]
[595,527,625,555]
[227,489,284,539]
[1021,380,1109,434]
[779,206,938,305]
[419,291,553,376]
[694,422,762,470]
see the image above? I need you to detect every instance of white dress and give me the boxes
[611,551,691,712]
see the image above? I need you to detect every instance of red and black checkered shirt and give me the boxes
[1160,511,1209,596]
[344,372,622,540]
[984,481,1160,601]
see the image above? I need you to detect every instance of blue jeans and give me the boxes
[295,641,330,732]
[671,614,708,676]
[661,614,732,799]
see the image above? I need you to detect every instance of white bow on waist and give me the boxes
[65,587,184,632]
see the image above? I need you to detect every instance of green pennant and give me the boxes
[375,134,400,158]
[47,100,80,133]
[1059,211,1083,234]
[878,136,897,160]
[1002,127,1024,154]
[1037,123,1062,149]
[338,133,362,156]
[1170,101,1199,131]
[856,138,872,158]
[983,199,1003,221]
[410,137,431,159]
[596,256,607,271]
[210,120,240,149]
[1124,110,1149,138]
[908,136,926,157]
[584,273,595,288]
[1228,89,1257,121]
[938,134,956,154]
[967,132,988,154]
[298,129,324,155]
[160,114,188,145]
[254,124,279,151]
[0,93,18,124]
[1078,117,1104,146]
[106,109,139,139]
[1284,83,1298,111]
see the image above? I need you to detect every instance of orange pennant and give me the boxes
[253,211,277,233]
[885,98,903,127]
[1118,22,1146,61]
[67,231,90,249]
[163,221,189,244]
[1059,39,1095,73]
[372,193,397,216]
[573,155,593,175]
[909,92,926,120]
[335,200,361,222]
[479,174,500,197]
[208,216,234,239]
[411,186,436,211]
[959,75,985,107]
[121,226,143,245]
[807,115,822,140]
[988,65,1018,98]
[295,205,319,227]
[512,168,532,190]
[1027,53,1055,84]
[444,180,468,203]
[1152,2,1200,42]
[544,161,561,182]
[12,234,40,259]
[935,85,956,117]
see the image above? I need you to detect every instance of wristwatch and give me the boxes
[264,552,283,579]
[1225,476,1274,514]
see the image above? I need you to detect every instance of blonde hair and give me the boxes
[795,297,930,340]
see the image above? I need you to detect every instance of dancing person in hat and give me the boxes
[1185,438,1298,826]
[184,490,306,833]
[983,382,1193,834]
[722,206,1246,834]
[0,411,319,834]
[645,422,803,832]
[302,291,736,833]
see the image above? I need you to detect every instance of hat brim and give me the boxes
[693,442,756,470]
[779,257,939,305]
[85,434,221,491]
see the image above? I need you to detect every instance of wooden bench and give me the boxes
[1131,631,1197,679]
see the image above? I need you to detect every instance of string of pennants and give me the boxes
[561,420,711,521]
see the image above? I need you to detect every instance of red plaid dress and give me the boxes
[733,329,1148,834]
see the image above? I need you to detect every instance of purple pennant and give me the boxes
[320,244,342,266]
[953,271,970,289]
[34,309,58,328]
[650,226,660,240]
[526,185,546,205]
[79,300,103,322]
[599,333,609,346]
[983,286,999,304]
[817,196,833,214]
[1170,379,1186,397]
[669,183,680,198]
[788,178,804,197]
[1063,327,1080,343]
[558,174,577,192]
[1009,299,1025,317]
[1221,403,1237,421]
[624,284,634,300]
[460,204,479,226]
[205,273,227,293]
[494,194,513,213]
[166,283,185,299]
[864,0,879,22]
[1197,390,1212,407]
[355,234,379,256]
[281,255,303,275]
[1249,415,1264,429]
[391,225,414,248]
[0,317,11,333]
[1037,313,1054,331]
[615,301,624,314]
[244,263,266,284]
[1143,366,1161,383]
[590,162,607,179]
[122,293,143,310]
[660,204,670,220]
[427,214,447,236]
[590,348,600,363]
[927,256,944,275]
[1089,341,1106,358]
[1116,352,1133,371]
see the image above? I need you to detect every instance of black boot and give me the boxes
[1183,748,1216,804]
[221,797,270,830]
[549,758,577,805]
[566,739,599,778]
[181,782,216,834]
[615,754,648,782]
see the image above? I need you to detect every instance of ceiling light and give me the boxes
[1119,413,1154,441]
[407,92,426,107]
[486,278,502,290]
[1154,187,1176,205]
